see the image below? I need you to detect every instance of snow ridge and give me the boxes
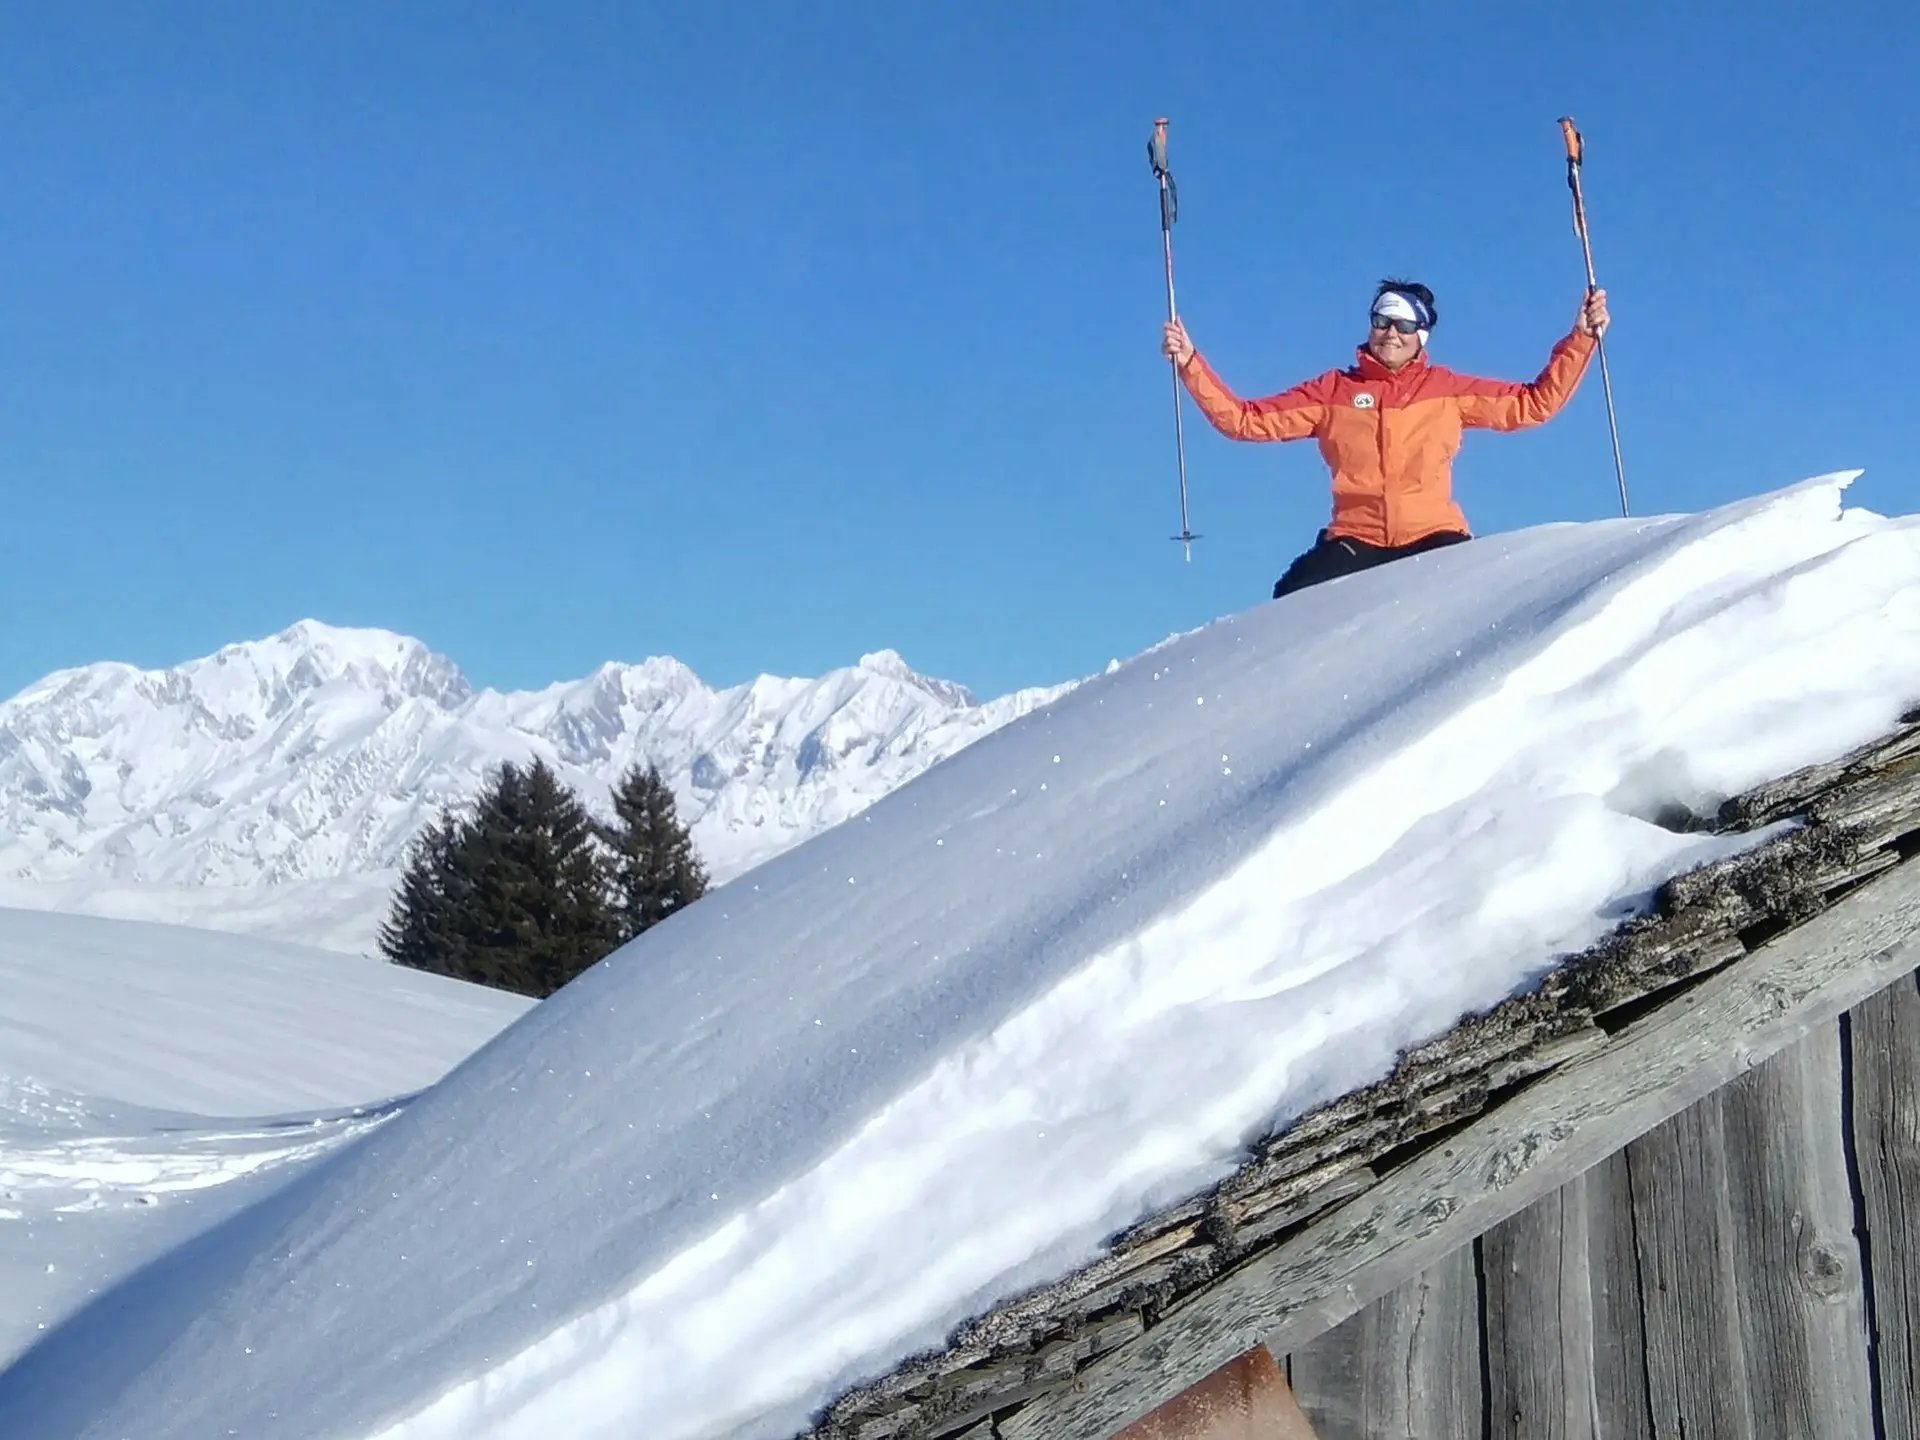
[0,625,1068,916]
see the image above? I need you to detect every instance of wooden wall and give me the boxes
[1279,969,1920,1440]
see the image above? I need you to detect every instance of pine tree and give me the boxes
[380,759,619,999]
[469,758,618,996]
[376,809,473,977]
[601,761,709,945]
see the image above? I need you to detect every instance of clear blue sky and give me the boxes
[2,2,1915,701]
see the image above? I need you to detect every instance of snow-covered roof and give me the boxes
[811,712,1920,1438]
[2,474,1918,1440]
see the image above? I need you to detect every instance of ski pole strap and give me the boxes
[1149,117,1177,228]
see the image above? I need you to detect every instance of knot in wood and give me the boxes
[1486,1132,1544,1188]
[1796,1233,1853,1299]
[1339,1216,1379,1250]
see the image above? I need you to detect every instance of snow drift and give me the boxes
[0,908,530,1368]
[3,476,1918,1440]
[0,907,532,1117]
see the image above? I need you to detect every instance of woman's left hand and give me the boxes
[1575,287,1610,337]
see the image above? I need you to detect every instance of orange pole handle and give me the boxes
[1558,116,1590,243]
[1558,115,1583,165]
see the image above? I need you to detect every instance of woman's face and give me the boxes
[1366,314,1423,370]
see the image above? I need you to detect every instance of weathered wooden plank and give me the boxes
[1849,971,1920,1435]
[946,1252,1161,1357]
[1720,723,1920,828]
[1481,1179,1595,1439]
[1000,859,1920,1440]
[1579,920,1748,1018]
[1285,1243,1483,1440]
[1067,1251,1216,1320]
[1581,1151,1654,1439]
[1626,1098,1756,1438]
[1716,1021,1874,1438]
[1813,763,1920,847]
[1240,1027,1610,1204]
[1217,1165,1378,1254]
[1113,1197,1209,1251]
[1240,1050,1558,1191]
[1810,841,1905,894]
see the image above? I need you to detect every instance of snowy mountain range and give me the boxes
[0,621,1072,950]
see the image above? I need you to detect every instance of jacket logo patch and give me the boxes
[1353,393,1377,409]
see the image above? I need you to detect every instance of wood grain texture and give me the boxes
[1849,972,1920,1436]
[1625,1101,1756,1438]
[1287,1244,1483,1440]
[1001,862,1920,1440]
[1581,1152,1654,1440]
[1481,1181,1595,1440]
[1715,1022,1873,1439]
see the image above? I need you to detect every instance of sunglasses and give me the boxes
[1369,314,1422,335]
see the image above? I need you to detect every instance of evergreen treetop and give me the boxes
[379,756,710,999]
[602,761,710,944]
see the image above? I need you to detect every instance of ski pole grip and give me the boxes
[1148,117,1170,178]
[1558,116,1583,166]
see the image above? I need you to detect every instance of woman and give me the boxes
[1162,280,1610,598]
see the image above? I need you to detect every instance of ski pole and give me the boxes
[1149,116,1198,560]
[1559,116,1631,518]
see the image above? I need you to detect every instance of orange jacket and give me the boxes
[1179,329,1597,548]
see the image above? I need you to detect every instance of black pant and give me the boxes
[1272,529,1471,600]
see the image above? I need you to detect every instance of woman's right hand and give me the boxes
[1162,317,1195,369]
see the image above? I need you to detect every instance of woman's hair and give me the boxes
[1374,278,1438,331]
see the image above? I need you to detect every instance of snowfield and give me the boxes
[0,909,531,1367]
[0,871,402,962]
[0,907,531,1117]
[3,475,1918,1440]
